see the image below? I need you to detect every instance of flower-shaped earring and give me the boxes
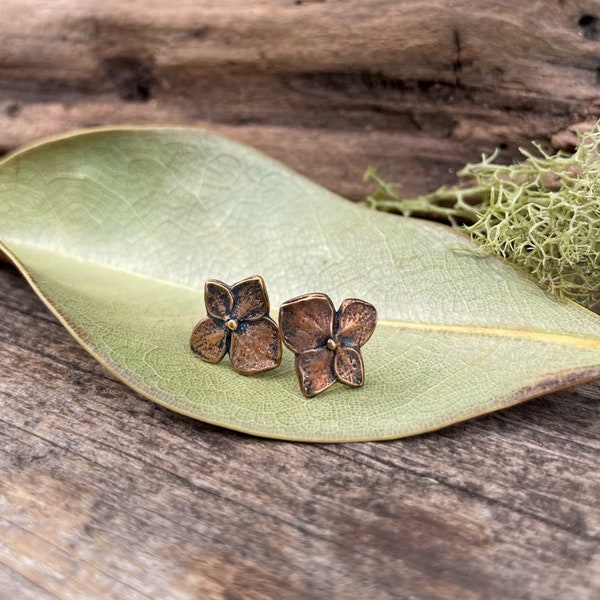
[190,275,282,375]
[279,293,377,397]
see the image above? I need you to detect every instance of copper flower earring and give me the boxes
[190,275,282,375]
[279,293,377,397]
[190,277,377,395]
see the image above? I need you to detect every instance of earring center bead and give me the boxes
[326,338,338,351]
[225,319,239,331]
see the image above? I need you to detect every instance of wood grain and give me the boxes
[1,263,599,599]
[1,0,600,198]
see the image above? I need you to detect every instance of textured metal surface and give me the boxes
[190,275,282,375]
[279,293,377,397]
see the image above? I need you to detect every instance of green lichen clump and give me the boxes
[365,129,600,309]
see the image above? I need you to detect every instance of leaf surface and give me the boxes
[1,128,599,441]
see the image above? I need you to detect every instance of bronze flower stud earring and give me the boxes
[190,275,282,375]
[279,293,377,397]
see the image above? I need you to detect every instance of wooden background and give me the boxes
[3,0,600,197]
[1,1,599,598]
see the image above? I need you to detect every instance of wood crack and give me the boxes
[452,29,462,87]
[344,445,600,542]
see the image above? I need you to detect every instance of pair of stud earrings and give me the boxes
[189,275,377,398]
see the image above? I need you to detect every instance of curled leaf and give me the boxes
[0,127,599,441]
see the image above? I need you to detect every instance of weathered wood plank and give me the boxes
[1,262,599,599]
[2,0,600,197]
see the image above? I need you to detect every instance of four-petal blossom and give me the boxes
[279,293,377,397]
[190,275,282,375]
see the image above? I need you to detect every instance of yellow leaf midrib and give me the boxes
[378,320,600,351]
[4,240,600,353]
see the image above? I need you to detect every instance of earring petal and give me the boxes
[205,280,233,320]
[295,348,336,398]
[190,317,228,363]
[334,346,364,387]
[229,317,282,375]
[230,275,270,321]
[336,299,377,348]
[279,293,335,354]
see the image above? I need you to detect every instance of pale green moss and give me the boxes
[365,129,600,308]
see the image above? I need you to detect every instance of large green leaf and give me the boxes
[0,127,599,442]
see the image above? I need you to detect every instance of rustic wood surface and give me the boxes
[2,1,600,598]
[1,263,600,600]
[2,0,600,198]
